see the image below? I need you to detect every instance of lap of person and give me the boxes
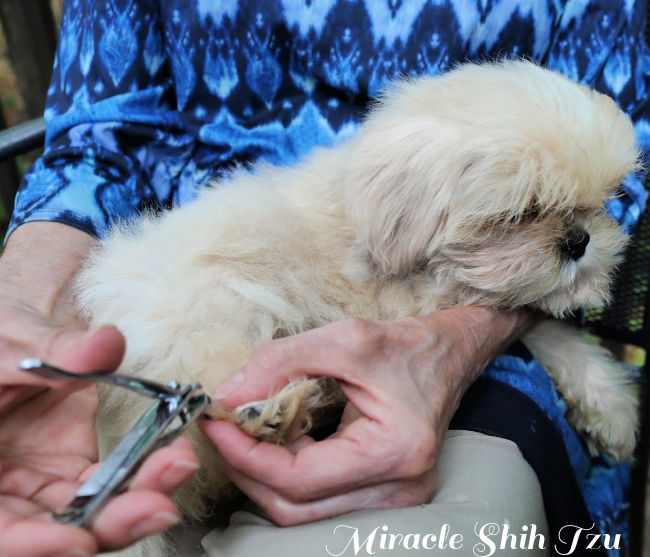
[197,430,548,557]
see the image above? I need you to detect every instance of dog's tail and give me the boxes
[522,319,639,461]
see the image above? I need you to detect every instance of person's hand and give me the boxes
[0,223,199,556]
[202,307,533,526]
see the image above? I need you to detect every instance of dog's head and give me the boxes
[344,60,640,317]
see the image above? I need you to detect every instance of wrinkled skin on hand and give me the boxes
[204,308,531,526]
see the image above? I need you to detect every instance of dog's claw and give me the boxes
[226,379,326,443]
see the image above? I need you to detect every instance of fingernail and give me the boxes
[213,370,245,400]
[162,459,200,488]
[130,512,180,540]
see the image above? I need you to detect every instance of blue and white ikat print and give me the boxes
[10,2,650,550]
[14,0,650,237]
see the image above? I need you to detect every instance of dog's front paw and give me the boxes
[210,378,340,443]
[568,380,639,461]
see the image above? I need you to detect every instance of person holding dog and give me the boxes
[1,1,648,555]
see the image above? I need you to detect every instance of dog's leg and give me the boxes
[523,320,639,460]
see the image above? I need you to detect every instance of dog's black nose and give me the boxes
[563,228,590,261]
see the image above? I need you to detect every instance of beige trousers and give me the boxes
[194,430,549,557]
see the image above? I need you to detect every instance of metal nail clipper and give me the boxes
[18,358,212,528]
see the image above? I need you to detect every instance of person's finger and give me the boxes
[0,494,46,521]
[31,478,85,512]
[40,324,126,375]
[90,490,180,550]
[286,434,316,453]
[213,320,384,409]
[337,402,363,431]
[0,519,97,557]
[128,437,199,494]
[202,418,400,501]
[0,459,65,501]
[0,385,43,417]
[222,460,437,527]
[0,458,89,513]
[0,325,126,388]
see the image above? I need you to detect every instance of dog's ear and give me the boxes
[343,121,457,279]
[342,120,552,280]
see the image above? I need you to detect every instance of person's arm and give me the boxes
[6,0,188,243]
[1,0,177,396]
[1,223,94,316]
[0,223,114,391]
[202,307,534,526]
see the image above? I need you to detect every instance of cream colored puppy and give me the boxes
[76,60,640,546]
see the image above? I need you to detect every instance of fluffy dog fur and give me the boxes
[76,61,641,556]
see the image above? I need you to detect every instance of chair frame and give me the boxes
[0,117,45,161]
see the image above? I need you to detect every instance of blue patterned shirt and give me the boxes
[9,1,650,548]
